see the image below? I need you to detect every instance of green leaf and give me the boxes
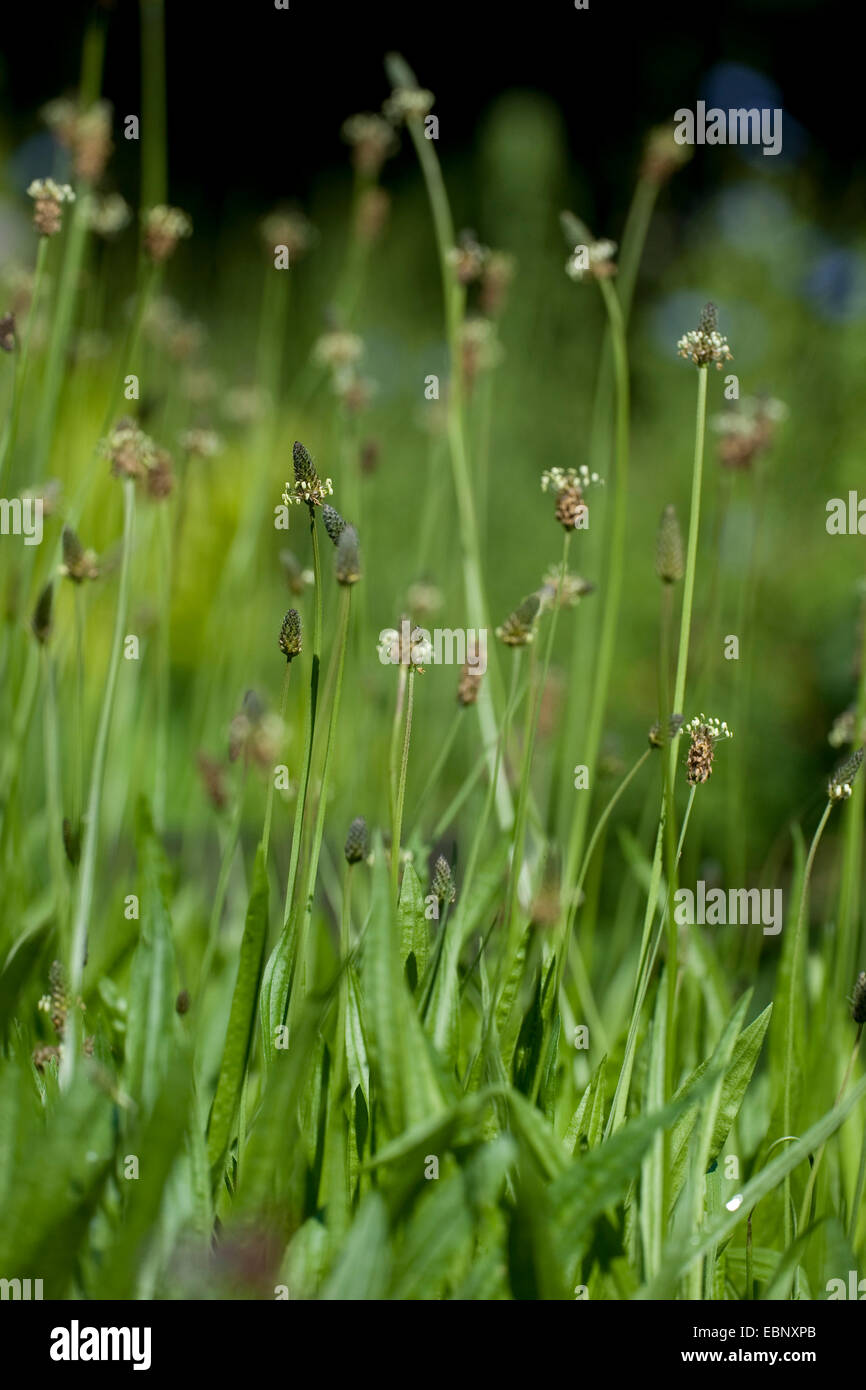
[640,1072,866,1298]
[361,833,407,1135]
[398,861,429,985]
[551,1090,700,1268]
[321,1191,390,1299]
[124,799,178,1113]
[207,844,270,1184]
[668,1001,772,1213]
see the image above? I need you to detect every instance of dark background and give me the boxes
[0,0,859,217]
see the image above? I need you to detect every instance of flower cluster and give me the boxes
[496,593,541,647]
[829,747,865,802]
[282,441,333,508]
[541,465,603,530]
[341,113,398,177]
[142,205,192,263]
[59,526,99,584]
[711,395,788,471]
[260,207,317,260]
[88,192,132,238]
[383,86,435,123]
[42,98,113,183]
[685,714,733,785]
[447,230,490,286]
[27,179,75,237]
[677,302,733,369]
[538,567,594,610]
[648,714,685,749]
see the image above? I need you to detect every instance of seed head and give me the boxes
[312,332,364,371]
[656,504,684,583]
[60,525,100,583]
[49,960,68,1038]
[649,713,685,748]
[283,440,333,509]
[32,1044,62,1073]
[344,816,369,865]
[383,86,435,124]
[851,972,866,1025]
[32,581,54,644]
[457,664,484,705]
[197,752,228,813]
[63,817,81,865]
[260,207,316,260]
[685,714,733,785]
[279,549,313,595]
[341,113,398,177]
[228,690,285,771]
[142,205,192,263]
[432,855,456,905]
[539,567,594,611]
[0,312,16,353]
[322,504,348,545]
[27,179,75,237]
[144,448,174,500]
[179,427,222,459]
[677,302,733,369]
[829,747,865,802]
[479,251,516,317]
[497,593,541,647]
[540,466,603,531]
[279,609,302,663]
[335,525,362,586]
[88,192,131,238]
[712,396,788,471]
[447,230,489,286]
[43,98,113,183]
[100,417,157,482]
[640,124,692,184]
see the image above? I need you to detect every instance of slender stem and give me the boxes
[671,368,708,730]
[0,238,49,489]
[64,479,136,1086]
[405,114,512,831]
[505,531,570,952]
[198,765,249,993]
[42,648,68,938]
[295,586,352,996]
[153,504,171,831]
[73,586,86,836]
[606,786,697,1138]
[391,667,416,902]
[798,1023,863,1232]
[782,799,834,1244]
[459,655,523,915]
[262,664,292,865]
[388,663,408,828]
[563,277,630,894]
[282,509,322,928]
